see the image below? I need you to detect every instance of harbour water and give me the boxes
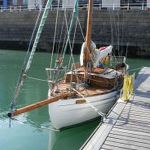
[0,49,150,150]
[0,50,99,150]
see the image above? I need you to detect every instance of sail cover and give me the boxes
[80,42,112,67]
[94,45,112,67]
[80,41,96,66]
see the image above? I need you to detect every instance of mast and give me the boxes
[84,0,93,67]
[85,0,93,50]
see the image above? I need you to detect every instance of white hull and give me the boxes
[49,90,119,129]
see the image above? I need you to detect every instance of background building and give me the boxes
[0,0,149,9]
[62,0,75,8]
[2,0,9,8]
[102,0,120,9]
[0,0,44,8]
[0,0,3,6]
[28,0,43,10]
[147,0,150,7]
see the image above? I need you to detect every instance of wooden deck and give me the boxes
[81,67,150,150]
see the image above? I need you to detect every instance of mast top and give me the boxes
[83,0,94,68]
[85,0,93,50]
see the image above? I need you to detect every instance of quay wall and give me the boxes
[0,9,150,56]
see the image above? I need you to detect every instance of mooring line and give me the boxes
[71,88,106,121]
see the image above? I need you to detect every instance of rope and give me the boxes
[64,9,73,60]
[57,16,65,56]
[55,10,68,62]
[77,17,85,41]
[62,9,73,60]
[27,76,48,82]
[117,11,120,56]
[67,16,78,71]
[10,9,42,111]
[125,42,129,58]
[9,0,53,119]
[120,11,125,56]
[109,11,114,46]
[62,0,78,61]
[25,0,53,73]
[50,0,60,70]
[128,66,143,72]
[111,11,120,56]
[71,88,106,120]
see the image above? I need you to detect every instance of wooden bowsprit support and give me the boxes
[8,92,74,118]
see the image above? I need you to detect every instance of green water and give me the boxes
[0,50,150,150]
[0,50,99,150]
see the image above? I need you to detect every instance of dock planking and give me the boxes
[81,67,150,150]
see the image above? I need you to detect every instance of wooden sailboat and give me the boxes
[8,0,128,130]
[46,0,128,129]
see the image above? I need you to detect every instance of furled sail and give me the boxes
[80,41,96,66]
[80,44,112,67]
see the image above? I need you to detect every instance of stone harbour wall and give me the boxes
[0,9,150,56]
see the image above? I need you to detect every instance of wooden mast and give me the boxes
[84,0,93,66]
[83,0,93,81]
[86,0,93,50]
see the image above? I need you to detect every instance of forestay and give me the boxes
[10,0,53,111]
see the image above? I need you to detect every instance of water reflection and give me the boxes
[48,119,100,150]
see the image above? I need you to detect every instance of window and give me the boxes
[23,0,28,6]
[13,0,17,5]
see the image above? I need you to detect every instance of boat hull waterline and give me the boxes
[49,90,119,129]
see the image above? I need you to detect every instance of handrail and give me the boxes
[0,2,150,12]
